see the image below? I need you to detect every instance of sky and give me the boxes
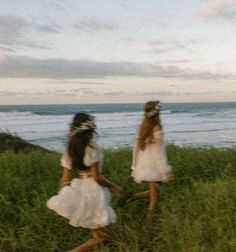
[0,0,236,105]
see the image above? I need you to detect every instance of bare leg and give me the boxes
[70,238,99,252]
[119,182,159,222]
[126,190,150,204]
[70,226,112,252]
[147,182,159,223]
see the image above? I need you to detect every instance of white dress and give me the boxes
[46,139,116,229]
[131,131,172,183]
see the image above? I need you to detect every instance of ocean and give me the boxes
[0,102,236,151]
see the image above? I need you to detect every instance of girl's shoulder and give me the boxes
[153,124,162,133]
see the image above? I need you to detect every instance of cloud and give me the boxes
[0,55,234,81]
[0,15,59,50]
[0,46,16,52]
[102,90,176,97]
[136,91,174,96]
[0,91,26,97]
[194,0,236,21]
[35,0,65,11]
[184,37,198,45]
[0,16,28,45]
[75,19,121,33]
[37,0,62,4]
[143,10,176,28]
[0,54,6,63]
[48,80,108,85]
[160,59,192,64]
[150,37,198,54]
[36,24,61,34]
[21,41,52,50]
[101,91,130,97]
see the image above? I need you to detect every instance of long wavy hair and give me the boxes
[137,101,162,150]
[67,113,96,170]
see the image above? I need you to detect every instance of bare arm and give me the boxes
[91,163,122,197]
[60,167,72,188]
[132,137,139,168]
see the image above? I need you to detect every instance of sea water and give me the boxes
[0,102,235,151]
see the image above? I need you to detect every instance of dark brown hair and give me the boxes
[137,101,162,150]
[67,113,95,170]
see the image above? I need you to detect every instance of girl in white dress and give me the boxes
[47,113,122,252]
[118,101,175,221]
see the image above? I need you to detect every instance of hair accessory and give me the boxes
[70,116,95,136]
[146,102,161,118]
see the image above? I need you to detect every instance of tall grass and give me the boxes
[0,131,48,154]
[0,143,235,251]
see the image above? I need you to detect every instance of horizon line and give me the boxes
[0,101,236,106]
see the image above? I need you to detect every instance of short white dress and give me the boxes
[47,139,116,229]
[131,131,172,183]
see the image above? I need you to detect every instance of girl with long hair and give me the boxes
[118,101,174,221]
[47,113,122,252]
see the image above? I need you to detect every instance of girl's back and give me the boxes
[47,113,122,251]
[131,101,172,183]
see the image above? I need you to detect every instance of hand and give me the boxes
[113,186,123,198]
[167,172,175,182]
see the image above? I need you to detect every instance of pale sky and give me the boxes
[0,0,236,104]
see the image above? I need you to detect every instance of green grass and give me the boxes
[0,134,236,251]
[0,131,48,154]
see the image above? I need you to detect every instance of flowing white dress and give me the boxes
[131,131,172,183]
[47,139,116,229]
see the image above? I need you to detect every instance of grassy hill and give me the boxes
[0,132,49,154]
[0,133,235,251]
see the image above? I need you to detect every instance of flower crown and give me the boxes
[145,102,161,118]
[70,116,95,136]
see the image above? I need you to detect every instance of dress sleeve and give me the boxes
[60,152,72,169]
[83,139,101,167]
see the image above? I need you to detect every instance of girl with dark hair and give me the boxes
[47,113,122,252]
[118,101,175,221]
